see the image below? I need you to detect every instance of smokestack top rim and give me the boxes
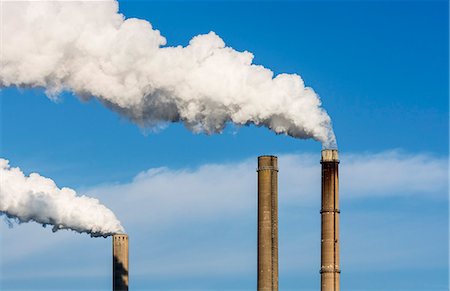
[321,149,339,162]
[113,233,128,239]
[258,155,278,159]
[257,155,278,170]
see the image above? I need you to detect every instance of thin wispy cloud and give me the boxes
[89,150,447,226]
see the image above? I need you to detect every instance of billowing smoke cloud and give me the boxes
[0,158,124,237]
[1,0,336,148]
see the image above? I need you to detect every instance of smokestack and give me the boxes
[257,156,278,291]
[320,149,340,291]
[113,234,129,291]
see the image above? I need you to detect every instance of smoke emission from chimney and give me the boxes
[0,158,124,237]
[1,0,337,148]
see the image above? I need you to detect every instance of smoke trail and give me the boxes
[0,158,124,237]
[1,0,337,148]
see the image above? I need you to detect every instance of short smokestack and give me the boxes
[113,234,129,291]
[257,155,278,291]
[320,149,340,291]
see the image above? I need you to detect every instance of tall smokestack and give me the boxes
[320,149,340,291]
[257,156,278,291]
[113,234,129,291]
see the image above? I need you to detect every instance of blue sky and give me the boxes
[0,0,448,290]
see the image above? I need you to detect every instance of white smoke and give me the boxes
[1,0,337,148]
[0,158,124,237]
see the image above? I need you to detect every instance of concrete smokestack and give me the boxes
[320,150,340,291]
[257,156,278,291]
[113,234,129,291]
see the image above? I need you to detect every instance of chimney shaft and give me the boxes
[257,156,278,291]
[113,234,129,291]
[320,150,340,291]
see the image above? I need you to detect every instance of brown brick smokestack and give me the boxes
[320,149,340,291]
[113,234,129,291]
[257,156,278,291]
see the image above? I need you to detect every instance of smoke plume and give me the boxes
[0,158,124,237]
[1,0,336,148]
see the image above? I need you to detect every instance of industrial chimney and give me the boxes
[113,234,129,291]
[257,156,278,291]
[320,149,340,291]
